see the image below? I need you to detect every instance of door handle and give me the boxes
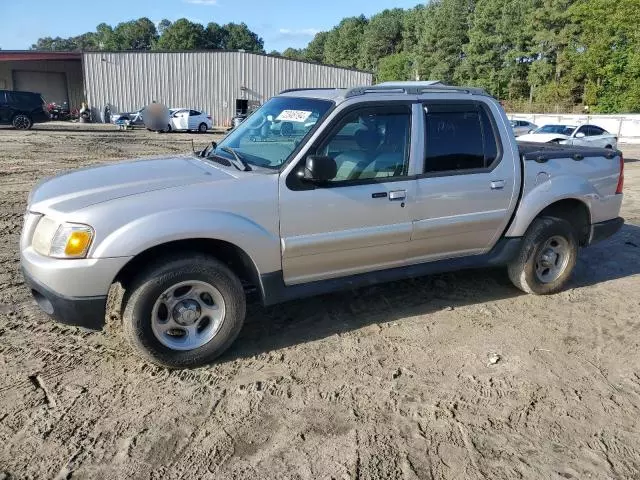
[490,180,505,190]
[389,190,406,201]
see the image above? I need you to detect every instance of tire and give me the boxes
[605,144,612,149]
[166,124,172,133]
[508,216,578,295]
[198,123,208,133]
[122,255,246,369]
[13,114,32,130]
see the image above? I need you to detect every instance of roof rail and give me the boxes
[279,87,342,94]
[345,84,487,98]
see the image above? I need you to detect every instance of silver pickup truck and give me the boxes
[20,82,625,368]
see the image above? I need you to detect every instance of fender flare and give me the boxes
[91,209,281,274]
[505,175,594,238]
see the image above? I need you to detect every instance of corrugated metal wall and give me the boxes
[82,52,373,125]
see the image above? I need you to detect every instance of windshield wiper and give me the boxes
[220,147,252,171]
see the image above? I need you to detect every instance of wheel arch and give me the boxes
[113,238,263,298]
[535,198,591,245]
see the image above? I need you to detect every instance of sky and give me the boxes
[1,0,424,52]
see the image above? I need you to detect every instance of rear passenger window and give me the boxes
[423,105,498,173]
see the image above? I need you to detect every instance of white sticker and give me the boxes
[276,110,312,122]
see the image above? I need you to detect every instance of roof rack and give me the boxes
[278,87,342,94]
[345,84,487,98]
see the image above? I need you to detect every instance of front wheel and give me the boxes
[122,255,246,369]
[508,217,578,295]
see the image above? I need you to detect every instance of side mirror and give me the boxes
[302,155,337,183]
[575,132,586,138]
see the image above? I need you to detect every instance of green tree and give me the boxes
[158,19,172,37]
[223,23,264,52]
[461,0,535,99]
[110,17,158,50]
[304,31,329,63]
[570,0,640,112]
[416,0,473,83]
[31,37,79,51]
[359,9,405,71]
[205,22,228,49]
[526,0,579,105]
[323,15,368,68]
[155,19,207,50]
[377,53,413,82]
[283,48,305,60]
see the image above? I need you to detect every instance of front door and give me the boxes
[407,101,518,263]
[279,103,416,285]
[173,110,189,130]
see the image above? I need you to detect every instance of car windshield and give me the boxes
[534,124,576,135]
[211,96,334,170]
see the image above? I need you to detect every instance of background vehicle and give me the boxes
[20,82,624,369]
[510,119,538,136]
[0,89,50,129]
[167,108,212,133]
[47,101,70,120]
[518,123,618,149]
[110,108,144,126]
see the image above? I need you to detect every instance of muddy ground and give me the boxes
[0,123,639,480]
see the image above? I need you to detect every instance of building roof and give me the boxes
[0,51,82,61]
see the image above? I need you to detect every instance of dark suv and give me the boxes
[0,90,50,129]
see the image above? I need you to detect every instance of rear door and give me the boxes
[0,91,10,123]
[586,125,615,148]
[407,100,518,263]
[188,110,202,130]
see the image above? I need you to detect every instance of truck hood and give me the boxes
[516,133,570,143]
[29,155,236,214]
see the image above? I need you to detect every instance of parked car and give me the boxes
[518,124,618,149]
[110,108,144,126]
[167,108,212,133]
[20,82,624,369]
[510,119,537,136]
[0,89,50,129]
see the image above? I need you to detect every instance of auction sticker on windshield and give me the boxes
[276,110,312,122]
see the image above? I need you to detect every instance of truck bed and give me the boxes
[517,141,620,162]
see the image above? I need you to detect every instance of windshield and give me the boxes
[534,124,576,135]
[211,96,334,169]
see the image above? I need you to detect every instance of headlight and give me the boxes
[32,217,94,259]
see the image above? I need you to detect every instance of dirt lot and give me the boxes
[0,123,639,480]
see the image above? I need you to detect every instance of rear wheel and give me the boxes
[166,124,172,132]
[508,216,578,295]
[13,114,32,130]
[122,255,246,369]
[198,123,208,133]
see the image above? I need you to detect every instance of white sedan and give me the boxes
[517,124,618,149]
[167,108,212,133]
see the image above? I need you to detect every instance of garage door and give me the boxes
[13,71,68,104]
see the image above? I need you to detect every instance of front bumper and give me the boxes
[588,217,624,246]
[22,266,107,330]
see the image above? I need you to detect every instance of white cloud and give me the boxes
[184,0,218,5]
[278,28,320,37]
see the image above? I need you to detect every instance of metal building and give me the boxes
[82,51,373,126]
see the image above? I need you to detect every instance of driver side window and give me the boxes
[315,106,411,183]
